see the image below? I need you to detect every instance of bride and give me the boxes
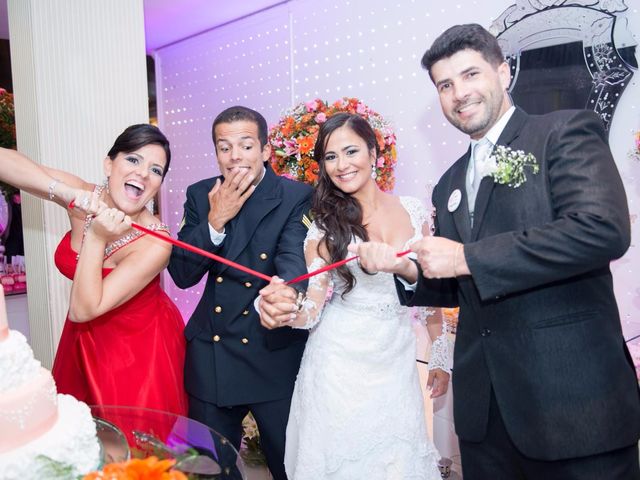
[259,113,450,479]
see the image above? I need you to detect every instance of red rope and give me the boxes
[132,223,411,285]
[132,223,273,282]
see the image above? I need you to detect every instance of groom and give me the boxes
[356,24,640,479]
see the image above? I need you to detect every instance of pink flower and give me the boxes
[280,172,296,180]
[305,100,318,112]
[376,157,385,167]
[315,113,327,123]
[356,103,367,115]
[284,139,299,156]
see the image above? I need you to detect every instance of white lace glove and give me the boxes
[428,328,452,373]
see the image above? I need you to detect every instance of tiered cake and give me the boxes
[0,285,101,479]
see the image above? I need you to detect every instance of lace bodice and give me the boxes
[296,196,427,330]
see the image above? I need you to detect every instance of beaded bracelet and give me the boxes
[48,179,62,200]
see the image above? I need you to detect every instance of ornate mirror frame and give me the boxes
[491,0,637,133]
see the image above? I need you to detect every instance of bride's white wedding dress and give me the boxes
[284,196,445,480]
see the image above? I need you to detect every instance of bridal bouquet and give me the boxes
[268,97,397,191]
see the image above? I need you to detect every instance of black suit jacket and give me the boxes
[398,108,640,460]
[168,166,312,407]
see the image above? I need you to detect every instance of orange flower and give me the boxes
[296,135,315,155]
[304,166,319,184]
[281,117,296,137]
[83,456,188,480]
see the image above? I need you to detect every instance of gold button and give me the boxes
[213,335,220,342]
[216,276,223,284]
[214,306,222,313]
[242,310,249,316]
[241,338,249,344]
[259,253,268,260]
[244,281,252,288]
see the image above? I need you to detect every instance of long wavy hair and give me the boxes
[312,113,379,297]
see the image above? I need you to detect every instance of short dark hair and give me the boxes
[421,24,505,81]
[107,124,171,179]
[211,105,269,148]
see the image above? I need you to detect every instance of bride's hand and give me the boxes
[348,242,417,281]
[258,276,299,329]
[427,368,449,398]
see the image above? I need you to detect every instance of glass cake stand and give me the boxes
[91,405,247,479]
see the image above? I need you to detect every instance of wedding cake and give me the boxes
[0,285,101,479]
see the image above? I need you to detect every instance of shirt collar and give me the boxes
[471,105,516,148]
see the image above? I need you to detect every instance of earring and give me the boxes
[370,164,377,180]
[102,177,110,194]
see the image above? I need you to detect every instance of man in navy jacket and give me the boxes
[169,106,312,479]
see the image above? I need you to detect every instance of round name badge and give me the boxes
[448,189,462,212]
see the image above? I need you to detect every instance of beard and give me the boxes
[446,93,504,138]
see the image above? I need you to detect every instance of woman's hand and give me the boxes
[427,368,450,398]
[348,241,418,282]
[258,276,299,329]
[66,187,106,216]
[87,208,132,242]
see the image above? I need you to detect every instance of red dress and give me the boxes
[51,230,188,416]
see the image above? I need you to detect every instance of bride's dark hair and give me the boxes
[312,113,379,296]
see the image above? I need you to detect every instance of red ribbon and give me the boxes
[132,223,411,285]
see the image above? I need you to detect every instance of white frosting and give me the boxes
[0,330,41,393]
[0,395,101,480]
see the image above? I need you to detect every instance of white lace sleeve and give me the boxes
[291,222,333,330]
[427,315,453,373]
[400,196,429,237]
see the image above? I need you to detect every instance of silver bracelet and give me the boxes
[48,179,62,200]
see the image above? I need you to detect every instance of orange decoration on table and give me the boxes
[82,456,188,480]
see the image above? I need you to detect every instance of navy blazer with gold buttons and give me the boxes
[168,165,312,407]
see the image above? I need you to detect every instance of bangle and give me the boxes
[48,179,62,200]
[453,244,462,277]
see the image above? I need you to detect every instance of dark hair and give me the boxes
[313,113,379,297]
[421,24,505,81]
[212,105,269,148]
[107,124,171,179]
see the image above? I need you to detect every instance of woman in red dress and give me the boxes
[0,125,187,415]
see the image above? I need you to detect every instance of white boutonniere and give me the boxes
[479,145,539,188]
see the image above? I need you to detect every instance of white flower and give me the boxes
[485,146,538,188]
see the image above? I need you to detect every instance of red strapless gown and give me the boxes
[51,231,188,416]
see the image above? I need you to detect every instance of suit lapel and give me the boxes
[218,166,282,274]
[471,107,528,241]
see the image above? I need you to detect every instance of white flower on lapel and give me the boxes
[482,145,539,188]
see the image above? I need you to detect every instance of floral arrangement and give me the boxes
[83,456,187,480]
[0,88,17,199]
[442,307,459,333]
[630,131,640,161]
[479,146,539,188]
[240,412,267,467]
[268,97,397,191]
